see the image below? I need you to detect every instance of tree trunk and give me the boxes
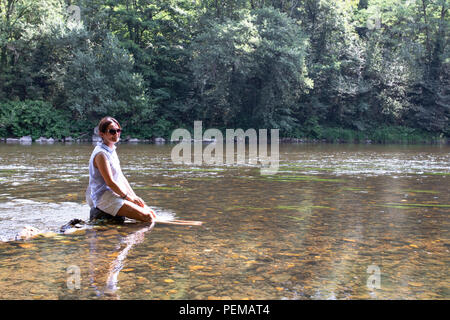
[430,2,447,80]
[421,0,432,79]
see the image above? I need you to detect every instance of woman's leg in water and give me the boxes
[116,201,153,222]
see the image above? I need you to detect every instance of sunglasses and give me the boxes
[108,128,122,135]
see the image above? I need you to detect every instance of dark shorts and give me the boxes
[89,207,125,224]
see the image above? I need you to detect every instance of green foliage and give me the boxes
[294,116,323,139]
[369,126,439,144]
[0,0,448,141]
[150,117,174,138]
[123,117,173,139]
[357,0,449,132]
[285,124,439,144]
[62,32,151,126]
[189,7,311,130]
[0,100,69,139]
[320,127,366,143]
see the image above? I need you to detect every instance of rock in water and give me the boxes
[15,226,43,241]
[19,136,32,143]
[35,137,47,143]
[10,216,121,242]
[60,219,87,234]
[154,137,165,144]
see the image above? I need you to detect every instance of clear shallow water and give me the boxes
[0,143,448,299]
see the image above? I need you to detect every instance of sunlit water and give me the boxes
[0,143,448,299]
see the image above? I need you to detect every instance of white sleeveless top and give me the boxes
[87,142,123,207]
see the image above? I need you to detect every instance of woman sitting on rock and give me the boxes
[86,116,156,223]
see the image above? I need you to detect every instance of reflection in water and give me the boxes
[85,207,185,299]
[0,143,448,299]
[105,222,155,297]
[88,221,155,298]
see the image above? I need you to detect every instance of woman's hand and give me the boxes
[124,194,145,207]
[148,207,157,220]
[129,195,145,208]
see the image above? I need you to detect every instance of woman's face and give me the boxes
[101,122,121,145]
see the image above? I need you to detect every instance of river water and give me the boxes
[0,142,448,299]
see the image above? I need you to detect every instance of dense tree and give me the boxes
[356,0,448,133]
[292,0,368,133]
[0,0,69,100]
[62,32,150,133]
[189,7,311,131]
[0,100,69,138]
[0,0,448,140]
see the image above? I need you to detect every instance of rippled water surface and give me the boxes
[0,143,448,299]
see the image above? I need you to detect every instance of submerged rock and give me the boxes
[10,212,127,242]
[15,226,43,241]
[14,219,88,240]
[40,231,58,238]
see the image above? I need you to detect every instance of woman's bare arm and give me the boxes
[94,153,145,207]
[120,173,136,197]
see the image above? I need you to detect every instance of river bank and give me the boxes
[1,134,447,145]
[0,113,447,145]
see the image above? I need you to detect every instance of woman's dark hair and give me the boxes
[98,116,121,134]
